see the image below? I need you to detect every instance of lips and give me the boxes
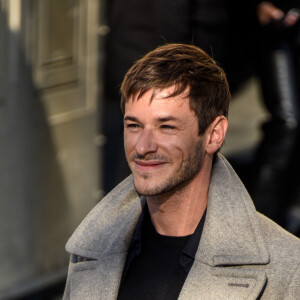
[134,159,167,170]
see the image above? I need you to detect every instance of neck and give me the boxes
[146,156,212,236]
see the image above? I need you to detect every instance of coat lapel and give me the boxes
[179,261,267,300]
[65,175,146,299]
[179,154,269,299]
[196,154,269,267]
[69,253,127,300]
[65,175,145,259]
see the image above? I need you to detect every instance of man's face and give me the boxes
[123,87,205,196]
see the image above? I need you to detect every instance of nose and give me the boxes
[136,128,158,157]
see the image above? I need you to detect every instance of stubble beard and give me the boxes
[130,139,205,196]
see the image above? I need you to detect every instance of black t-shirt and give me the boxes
[118,207,206,300]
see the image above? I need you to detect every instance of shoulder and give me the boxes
[257,213,300,298]
[258,213,300,258]
[253,213,300,298]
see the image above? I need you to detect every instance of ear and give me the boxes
[205,116,228,154]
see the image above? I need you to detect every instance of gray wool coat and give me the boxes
[63,154,300,299]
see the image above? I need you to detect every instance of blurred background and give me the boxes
[0,0,299,299]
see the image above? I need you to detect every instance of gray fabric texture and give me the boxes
[63,154,300,299]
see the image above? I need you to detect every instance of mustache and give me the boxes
[131,153,172,162]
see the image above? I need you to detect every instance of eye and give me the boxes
[161,124,176,130]
[125,123,140,131]
[161,124,175,129]
[128,123,139,128]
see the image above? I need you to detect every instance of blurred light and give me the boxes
[8,0,21,32]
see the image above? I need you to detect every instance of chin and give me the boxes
[133,179,174,197]
[134,183,155,196]
[133,180,160,196]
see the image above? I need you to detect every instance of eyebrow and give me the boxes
[156,116,179,122]
[124,115,180,123]
[124,116,139,122]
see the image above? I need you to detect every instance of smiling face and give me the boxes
[124,87,206,196]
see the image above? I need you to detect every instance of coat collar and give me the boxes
[66,154,270,267]
[66,174,145,260]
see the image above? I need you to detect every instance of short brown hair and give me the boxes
[120,43,230,134]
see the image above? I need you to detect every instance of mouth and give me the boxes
[134,159,167,171]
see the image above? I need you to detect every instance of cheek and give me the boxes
[158,136,190,158]
[124,132,137,155]
[163,134,202,164]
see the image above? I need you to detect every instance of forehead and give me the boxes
[124,87,194,117]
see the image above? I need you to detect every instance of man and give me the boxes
[63,44,300,299]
